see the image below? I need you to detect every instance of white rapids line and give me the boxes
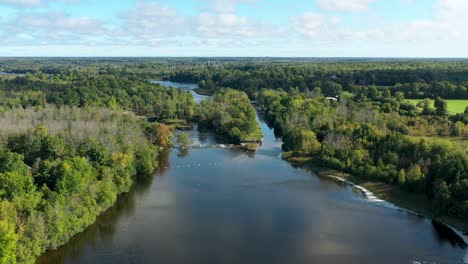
[187,143,237,149]
[326,175,396,207]
[324,173,468,261]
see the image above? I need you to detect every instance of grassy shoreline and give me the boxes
[283,152,468,234]
[193,87,213,96]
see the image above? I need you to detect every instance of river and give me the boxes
[38,82,468,264]
[0,72,25,78]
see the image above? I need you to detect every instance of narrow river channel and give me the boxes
[38,81,468,264]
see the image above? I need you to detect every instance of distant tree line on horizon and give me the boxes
[0,59,467,263]
[168,63,468,99]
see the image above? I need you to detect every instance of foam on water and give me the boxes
[326,175,398,210]
[187,143,237,149]
[324,173,468,257]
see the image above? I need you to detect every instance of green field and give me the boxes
[407,99,468,114]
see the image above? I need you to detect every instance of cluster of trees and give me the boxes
[0,73,196,120]
[391,81,468,99]
[256,89,467,220]
[347,85,468,136]
[197,89,260,143]
[1,58,468,262]
[0,106,177,263]
[166,59,468,220]
[168,62,468,99]
[0,61,198,263]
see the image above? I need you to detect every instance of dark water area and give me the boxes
[38,82,468,264]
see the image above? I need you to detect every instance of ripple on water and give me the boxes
[43,80,463,264]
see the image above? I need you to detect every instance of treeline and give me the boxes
[348,86,468,135]
[0,73,196,120]
[390,81,468,99]
[197,89,261,143]
[256,89,468,220]
[168,63,468,99]
[0,63,197,263]
[1,59,467,263]
[0,106,176,263]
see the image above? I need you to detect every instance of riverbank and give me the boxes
[193,87,213,96]
[162,119,194,130]
[37,92,468,263]
[240,123,264,151]
[283,152,468,234]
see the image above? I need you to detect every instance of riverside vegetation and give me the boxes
[0,71,197,263]
[197,88,262,145]
[0,61,260,263]
[0,58,467,263]
[0,106,165,263]
[168,59,468,232]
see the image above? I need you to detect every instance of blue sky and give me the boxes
[0,0,466,57]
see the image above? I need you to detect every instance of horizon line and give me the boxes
[1,56,468,59]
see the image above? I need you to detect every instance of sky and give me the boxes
[0,0,467,57]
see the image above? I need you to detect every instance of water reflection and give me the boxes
[37,82,468,264]
[177,148,189,158]
[157,150,171,175]
[150,81,208,103]
[431,220,467,249]
[37,178,148,263]
[37,151,170,263]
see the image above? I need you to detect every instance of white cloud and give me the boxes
[0,0,75,8]
[210,0,257,13]
[436,0,468,23]
[292,12,326,38]
[117,0,280,46]
[0,11,105,45]
[195,13,276,38]
[19,12,102,34]
[291,12,342,40]
[0,0,42,7]
[3,0,468,57]
[316,0,374,12]
[121,0,188,40]
[293,0,468,46]
[372,0,468,42]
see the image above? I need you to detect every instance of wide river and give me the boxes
[38,82,468,264]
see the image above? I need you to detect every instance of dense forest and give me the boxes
[1,58,468,263]
[197,89,261,144]
[0,72,196,119]
[256,90,467,219]
[168,61,468,99]
[0,106,170,263]
[166,59,468,223]
[0,62,195,263]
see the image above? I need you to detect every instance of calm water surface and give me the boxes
[0,72,25,77]
[151,81,207,103]
[38,82,468,264]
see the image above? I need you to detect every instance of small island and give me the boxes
[197,88,263,151]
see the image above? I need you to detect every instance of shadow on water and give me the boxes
[37,81,468,264]
[431,221,468,249]
[36,151,170,264]
[156,150,171,175]
[36,190,139,264]
[288,161,468,252]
